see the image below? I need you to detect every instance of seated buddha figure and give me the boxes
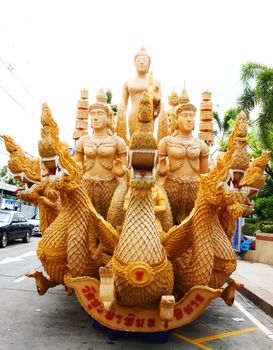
[157,101,209,224]
[121,46,162,136]
[75,94,127,220]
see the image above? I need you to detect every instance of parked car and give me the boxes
[1,198,20,210]
[0,210,33,248]
[28,212,41,236]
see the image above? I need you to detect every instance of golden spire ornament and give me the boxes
[198,90,215,144]
[72,88,89,141]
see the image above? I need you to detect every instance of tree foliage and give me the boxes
[0,165,20,186]
[213,108,239,151]
[244,128,273,221]
[213,111,222,132]
[254,196,273,221]
[237,62,273,179]
[106,89,118,115]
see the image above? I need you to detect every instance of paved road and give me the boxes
[0,237,273,350]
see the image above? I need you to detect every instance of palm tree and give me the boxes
[237,62,273,179]
[213,108,240,151]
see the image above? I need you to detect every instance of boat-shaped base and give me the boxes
[65,275,224,332]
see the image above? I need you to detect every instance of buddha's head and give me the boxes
[134,46,151,74]
[175,103,197,133]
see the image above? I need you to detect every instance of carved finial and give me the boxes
[252,150,271,170]
[168,89,178,107]
[243,150,271,191]
[198,90,214,144]
[3,134,41,182]
[73,89,89,141]
[148,71,154,96]
[41,103,59,137]
[139,45,146,54]
[202,90,212,101]
[178,82,189,104]
[38,103,62,158]
[2,135,24,155]
[80,88,89,100]
[227,111,248,147]
[96,88,107,103]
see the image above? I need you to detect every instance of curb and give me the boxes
[231,273,273,318]
[236,284,273,318]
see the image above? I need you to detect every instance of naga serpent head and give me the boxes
[200,111,261,218]
[128,92,157,190]
[2,135,41,201]
[239,150,271,216]
[38,103,82,191]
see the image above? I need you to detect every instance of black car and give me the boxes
[0,210,33,248]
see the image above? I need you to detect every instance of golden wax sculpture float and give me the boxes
[3,51,270,334]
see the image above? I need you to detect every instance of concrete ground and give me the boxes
[232,258,273,317]
[1,282,273,350]
[1,238,273,349]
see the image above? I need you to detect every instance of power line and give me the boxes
[0,78,38,120]
[0,55,33,98]
[0,53,39,119]
[0,81,27,112]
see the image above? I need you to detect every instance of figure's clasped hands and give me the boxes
[113,158,126,177]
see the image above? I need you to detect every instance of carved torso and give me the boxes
[76,134,126,179]
[127,76,149,104]
[160,135,209,177]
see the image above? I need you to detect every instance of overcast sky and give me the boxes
[0,0,272,166]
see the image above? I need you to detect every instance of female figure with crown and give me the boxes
[157,98,209,224]
[75,91,127,222]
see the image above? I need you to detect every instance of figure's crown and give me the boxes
[175,103,197,117]
[89,89,112,117]
[177,82,189,105]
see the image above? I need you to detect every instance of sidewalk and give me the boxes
[231,258,273,317]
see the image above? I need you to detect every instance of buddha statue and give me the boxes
[75,91,128,220]
[121,46,162,136]
[157,99,209,224]
[166,89,179,136]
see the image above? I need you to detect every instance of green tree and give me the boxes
[0,166,20,186]
[213,108,239,151]
[243,126,273,222]
[106,89,118,115]
[237,61,273,179]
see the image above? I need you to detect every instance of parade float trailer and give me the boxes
[2,49,270,340]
